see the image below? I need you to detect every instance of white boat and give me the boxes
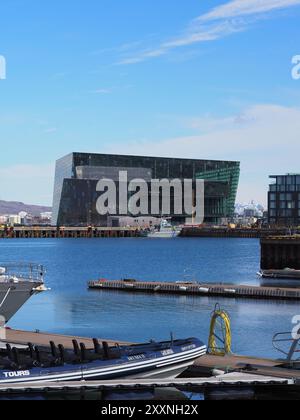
[147,220,182,238]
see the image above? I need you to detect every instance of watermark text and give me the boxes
[96,171,205,224]
[292,315,300,340]
[292,55,300,80]
[0,55,6,80]
[0,316,6,341]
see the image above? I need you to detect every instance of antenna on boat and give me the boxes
[170,332,174,345]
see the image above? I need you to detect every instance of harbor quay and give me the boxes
[0,226,141,239]
[0,225,296,239]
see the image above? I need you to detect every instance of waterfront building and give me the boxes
[268,174,300,226]
[196,166,240,223]
[52,153,240,226]
[8,215,21,226]
[0,215,8,225]
[40,212,52,221]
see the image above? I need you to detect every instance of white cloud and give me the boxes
[107,104,300,204]
[118,0,300,65]
[200,0,300,21]
[118,20,244,65]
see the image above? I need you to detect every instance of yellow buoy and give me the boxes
[208,304,232,356]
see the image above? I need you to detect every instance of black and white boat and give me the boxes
[258,268,300,280]
[0,263,47,324]
[0,337,206,384]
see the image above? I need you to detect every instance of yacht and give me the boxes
[0,263,47,324]
[147,219,182,239]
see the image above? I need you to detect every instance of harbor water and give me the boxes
[1,238,298,359]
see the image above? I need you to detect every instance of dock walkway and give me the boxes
[3,328,133,349]
[88,279,300,301]
[0,373,292,395]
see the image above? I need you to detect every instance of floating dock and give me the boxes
[0,373,292,395]
[88,279,300,301]
[189,354,300,380]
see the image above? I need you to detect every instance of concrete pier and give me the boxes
[88,279,300,301]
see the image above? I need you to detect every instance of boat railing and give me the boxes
[0,263,45,283]
[272,331,300,361]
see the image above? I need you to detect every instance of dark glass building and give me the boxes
[268,174,300,226]
[52,153,240,226]
[196,166,240,223]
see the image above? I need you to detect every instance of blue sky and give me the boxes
[0,0,300,205]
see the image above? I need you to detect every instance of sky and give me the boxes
[0,0,300,206]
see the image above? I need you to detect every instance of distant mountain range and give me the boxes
[0,200,52,216]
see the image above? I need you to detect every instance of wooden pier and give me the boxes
[88,279,300,301]
[189,354,300,380]
[2,328,133,349]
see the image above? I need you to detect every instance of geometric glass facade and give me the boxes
[196,165,240,222]
[268,174,300,226]
[52,152,240,226]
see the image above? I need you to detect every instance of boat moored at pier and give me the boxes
[147,220,182,238]
[258,268,300,280]
[0,337,207,384]
[0,263,47,324]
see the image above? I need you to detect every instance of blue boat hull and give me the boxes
[0,338,206,385]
